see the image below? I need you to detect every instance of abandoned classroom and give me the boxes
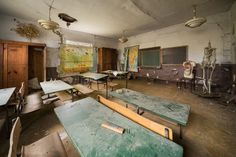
[0,0,236,157]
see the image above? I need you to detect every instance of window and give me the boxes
[162,46,187,64]
[139,47,161,68]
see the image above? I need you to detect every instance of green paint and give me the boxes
[79,72,108,80]
[110,88,190,126]
[54,97,183,157]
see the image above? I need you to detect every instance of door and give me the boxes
[4,43,28,91]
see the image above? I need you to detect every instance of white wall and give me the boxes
[0,14,119,67]
[118,10,235,64]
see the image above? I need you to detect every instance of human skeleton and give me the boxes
[201,41,216,94]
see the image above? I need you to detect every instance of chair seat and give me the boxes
[73,84,94,95]
[21,132,68,157]
[55,91,72,102]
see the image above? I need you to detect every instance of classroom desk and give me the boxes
[40,80,74,99]
[54,97,183,157]
[79,72,108,98]
[0,87,16,135]
[110,88,191,137]
[102,70,129,88]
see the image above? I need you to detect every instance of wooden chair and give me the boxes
[97,95,173,140]
[8,117,68,157]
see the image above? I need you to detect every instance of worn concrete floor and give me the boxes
[1,78,236,157]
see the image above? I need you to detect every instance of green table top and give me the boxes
[54,97,183,157]
[102,70,128,76]
[40,80,73,94]
[0,87,16,106]
[110,88,190,126]
[79,72,108,80]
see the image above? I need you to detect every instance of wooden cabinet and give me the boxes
[98,48,117,72]
[3,43,28,91]
[0,40,45,93]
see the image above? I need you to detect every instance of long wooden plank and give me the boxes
[97,95,173,140]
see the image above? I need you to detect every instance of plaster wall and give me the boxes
[118,11,234,64]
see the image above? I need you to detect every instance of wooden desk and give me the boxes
[54,97,183,157]
[102,70,129,88]
[79,72,108,98]
[0,87,16,135]
[40,80,73,95]
[110,88,191,138]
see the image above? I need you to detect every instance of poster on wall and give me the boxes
[126,45,139,72]
[59,44,94,74]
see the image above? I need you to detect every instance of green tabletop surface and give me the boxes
[40,80,73,94]
[54,97,183,157]
[102,70,128,76]
[110,88,190,126]
[0,87,16,106]
[79,72,108,80]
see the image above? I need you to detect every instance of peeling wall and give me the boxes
[118,10,235,64]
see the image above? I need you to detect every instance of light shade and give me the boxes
[38,19,59,30]
[118,36,128,43]
[185,17,207,28]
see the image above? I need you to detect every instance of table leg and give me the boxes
[126,73,128,88]
[106,77,108,98]
[5,106,10,138]
[179,125,183,139]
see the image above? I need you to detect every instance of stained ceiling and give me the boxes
[0,0,235,38]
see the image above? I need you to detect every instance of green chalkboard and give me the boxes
[140,47,160,67]
[162,46,187,64]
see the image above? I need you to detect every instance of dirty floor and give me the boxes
[0,78,236,157]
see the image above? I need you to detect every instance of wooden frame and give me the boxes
[97,95,173,140]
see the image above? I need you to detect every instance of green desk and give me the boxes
[110,88,190,126]
[79,72,108,98]
[102,70,129,88]
[0,87,16,135]
[54,97,183,157]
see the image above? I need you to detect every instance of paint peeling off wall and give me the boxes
[46,47,60,67]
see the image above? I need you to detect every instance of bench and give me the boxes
[8,117,68,157]
[107,82,118,91]
[55,91,72,102]
[73,84,94,95]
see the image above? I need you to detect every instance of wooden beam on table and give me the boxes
[97,95,173,140]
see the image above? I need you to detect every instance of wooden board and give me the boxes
[55,91,72,102]
[73,84,94,95]
[110,88,190,126]
[54,97,183,157]
[98,95,173,140]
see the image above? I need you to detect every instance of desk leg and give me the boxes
[179,125,183,139]
[106,77,108,98]
[126,73,128,88]
[5,106,10,138]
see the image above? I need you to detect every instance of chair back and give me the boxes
[17,82,25,114]
[8,117,22,157]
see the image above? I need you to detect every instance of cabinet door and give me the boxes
[0,44,3,88]
[4,44,28,91]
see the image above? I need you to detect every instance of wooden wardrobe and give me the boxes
[0,40,45,93]
[98,47,118,72]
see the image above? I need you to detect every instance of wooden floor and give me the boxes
[0,78,236,157]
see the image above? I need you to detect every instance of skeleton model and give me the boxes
[201,41,216,94]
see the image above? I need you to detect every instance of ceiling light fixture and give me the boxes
[58,13,77,27]
[38,0,59,30]
[119,30,128,43]
[185,5,207,28]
